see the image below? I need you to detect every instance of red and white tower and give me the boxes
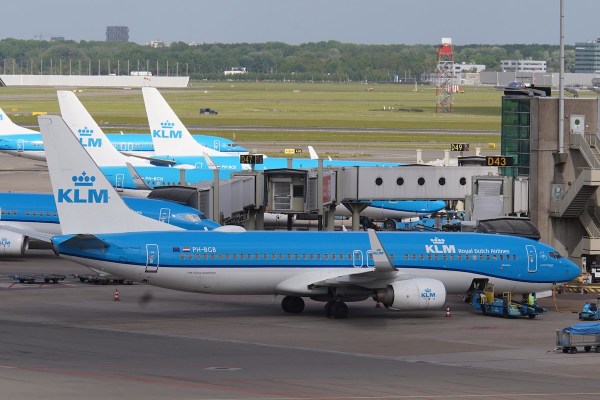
[435,38,456,113]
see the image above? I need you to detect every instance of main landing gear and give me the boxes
[324,300,349,319]
[280,296,349,319]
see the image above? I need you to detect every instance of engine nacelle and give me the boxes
[374,278,446,311]
[0,231,29,256]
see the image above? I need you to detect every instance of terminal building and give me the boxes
[500,86,600,265]
[575,39,600,73]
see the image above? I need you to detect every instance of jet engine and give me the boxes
[373,278,446,310]
[0,232,29,256]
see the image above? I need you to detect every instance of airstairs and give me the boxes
[556,131,600,256]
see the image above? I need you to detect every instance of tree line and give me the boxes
[0,38,575,82]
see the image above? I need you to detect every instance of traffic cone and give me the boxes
[113,288,120,301]
[445,306,452,317]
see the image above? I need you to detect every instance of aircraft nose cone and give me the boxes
[564,258,582,282]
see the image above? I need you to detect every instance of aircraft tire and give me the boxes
[324,301,334,316]
[383,219,396,231]
[328,301,349,319]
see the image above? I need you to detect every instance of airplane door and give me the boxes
[213,139,220,151]
[145,244,159,273]
[526,245,538,272]
[366,250,374,268]
[352,250,363,268]
[17,139,24,153]
[159,208,171,223]
[115,174,124,192]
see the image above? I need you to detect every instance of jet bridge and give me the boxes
[148,164,509,230]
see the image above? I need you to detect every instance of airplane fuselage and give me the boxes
[55,231,579,297]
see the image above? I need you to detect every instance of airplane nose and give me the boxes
[564,258,582,282]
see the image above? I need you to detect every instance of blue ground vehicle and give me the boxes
[471,284,546,319]
[579,299,600,320]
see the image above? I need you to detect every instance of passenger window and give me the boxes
[405,254,409,261]
[412,254,417,260]
[420,254,425,260]
[189,254,193,260]
[331,254,336,260]
[204,254,208,260]
[324,254,329,260]
[211,254,215,260]
[218,254,223,260]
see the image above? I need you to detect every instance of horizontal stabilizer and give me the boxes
[60,234,110,250]
[121,152,177,167]
[0,224,53,243]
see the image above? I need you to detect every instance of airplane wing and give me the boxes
[0,224,53,242]
[121,152,177,167]
[276,229,405,294]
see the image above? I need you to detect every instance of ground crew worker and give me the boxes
[578,275,585,294]
[528,292,535,306]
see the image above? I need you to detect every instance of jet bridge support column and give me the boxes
[324,204,336,231]
[342,201,370,231]
[212,169,220,223]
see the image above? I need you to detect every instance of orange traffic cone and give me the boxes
[445,306,452,317]
[114,288,120,301]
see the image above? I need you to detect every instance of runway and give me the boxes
[2,153,600,399]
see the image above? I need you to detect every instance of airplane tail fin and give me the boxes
[57,91,148,167]
[38,115,182,235]
[0,106,38,135]
[308,146,319,160]
[142,87,223,157]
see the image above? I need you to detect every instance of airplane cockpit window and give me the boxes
[549,251,562,259]
[179,213,201,222]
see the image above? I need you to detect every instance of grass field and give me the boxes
[0,82,504,152]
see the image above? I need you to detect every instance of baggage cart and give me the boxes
[556,323,600,354]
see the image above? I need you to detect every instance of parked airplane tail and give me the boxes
[38,115,182,235]
[142,87,223,157]
[58,90,151,167]
[0,106,39,135]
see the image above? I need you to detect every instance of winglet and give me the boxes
[367,229,396,271]
[38,115,182,234]
[125,162,152,190]
[308,146,319,160]
[203,152,217,170]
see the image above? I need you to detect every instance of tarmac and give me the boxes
[2,152,600,399]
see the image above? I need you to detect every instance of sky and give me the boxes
[3,0,599,46]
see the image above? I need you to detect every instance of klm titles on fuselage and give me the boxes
[423,237,509,255]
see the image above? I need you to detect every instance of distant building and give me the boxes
[106,26,129,43]
[501,59,546,73]
[148,40,166,48]
[575,39,600,73]
[50,37,65,42]
[224,67,247,76]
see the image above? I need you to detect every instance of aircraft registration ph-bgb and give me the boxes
[19,115,580,319]
[0,192,221,256]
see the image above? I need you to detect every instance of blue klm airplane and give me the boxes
[0,192,221,257]
[0,106,247,161]
[1,114,579,319]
